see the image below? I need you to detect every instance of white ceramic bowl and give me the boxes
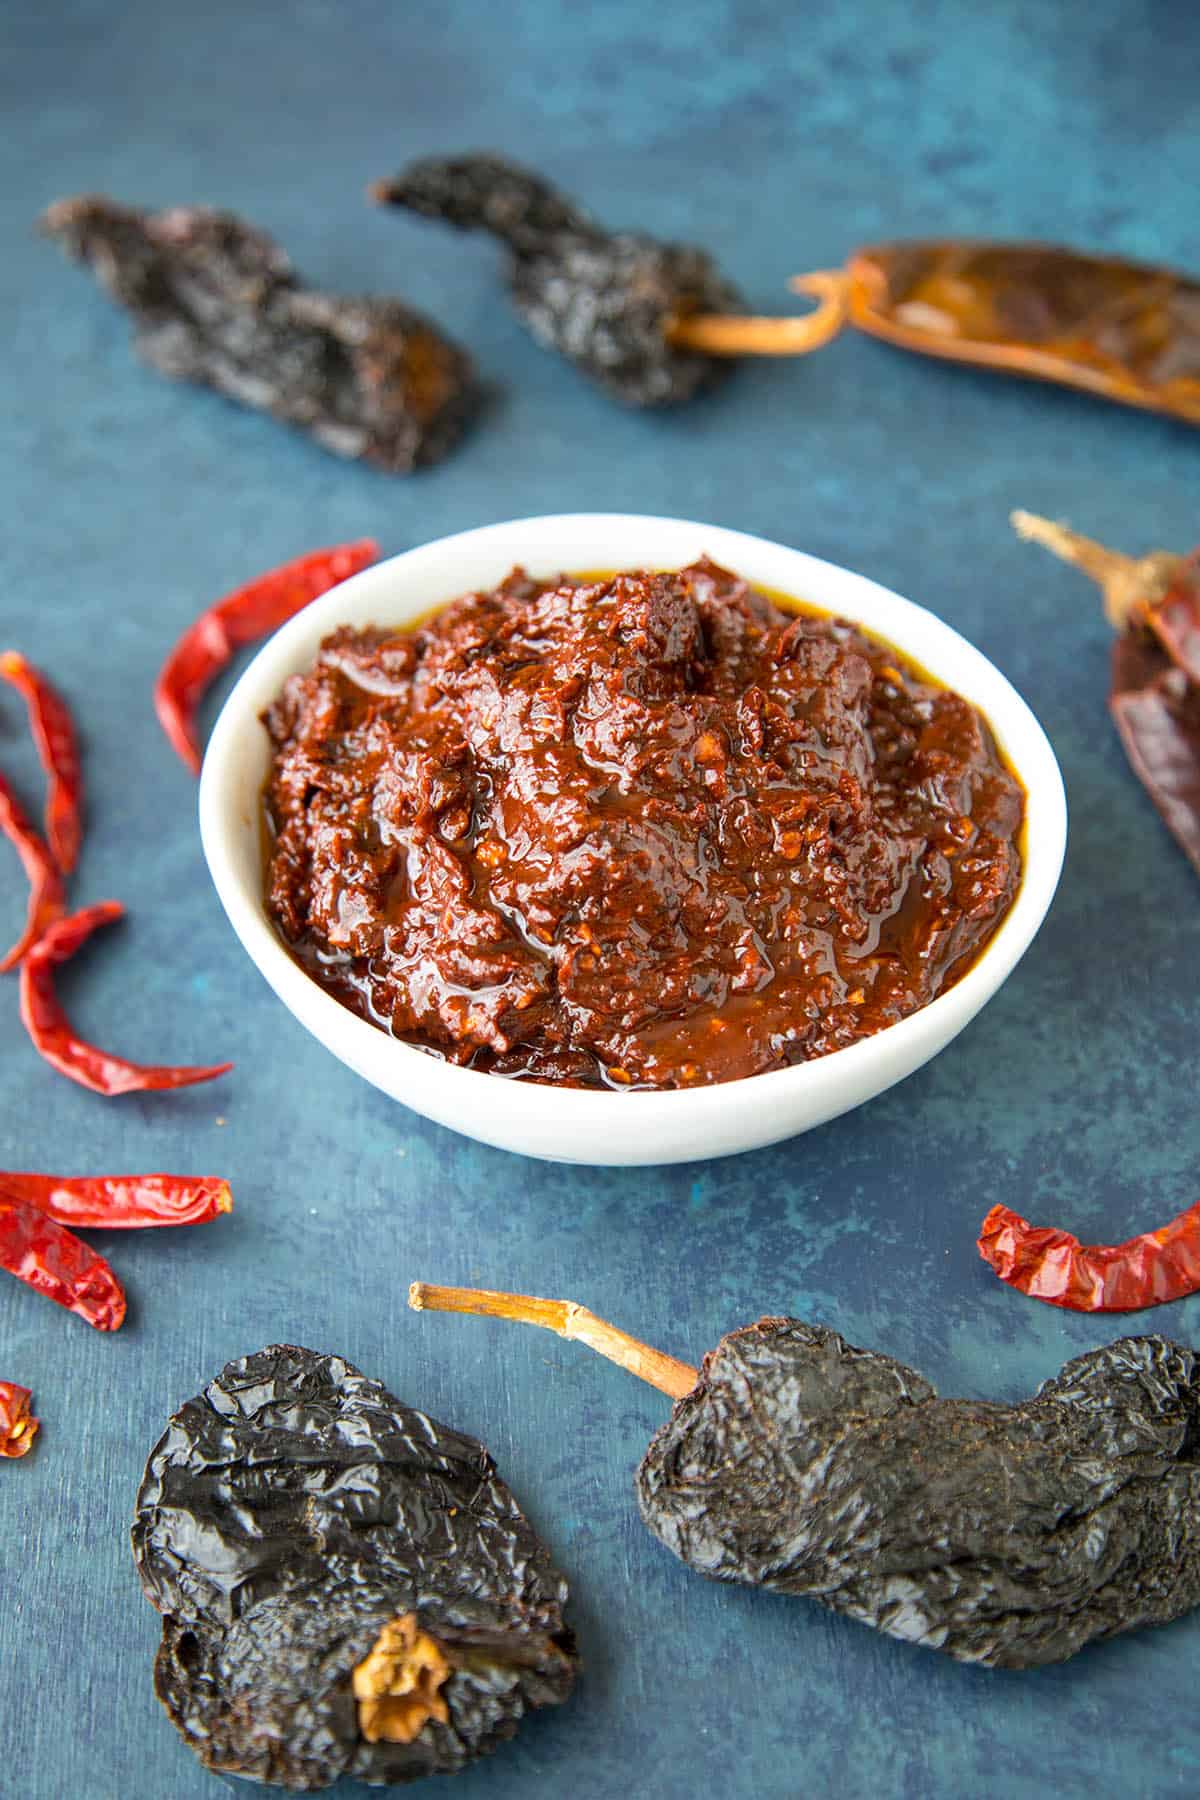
[200,514,1066,1165]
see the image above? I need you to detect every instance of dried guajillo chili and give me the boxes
[684,241,1200,425]
[979,1199,1200,1311]
[411,1283,1200,1668]
[133,1345,578,1787]
[42,198,478,470]
[1,1194,125,1329]
[0,651,83,872]
[156,538,378,773]
[19,901,232,1093]
[1013,510,1200,876]
[0,771,64,971]
[0,1382,38,1458]
[1,1172,232,1229]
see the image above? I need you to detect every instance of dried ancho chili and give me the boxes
[372,154,751,406]
[157,539,378,774]
[132,1345,578,1790]
[42,196,477,470]
[979,1198,1200,1311]
[1013,510,1200,876]
[412,1284,1200,1669]
[19,900,232,1093]
[264,560,1023,1088]
[0,652,83,874]
[0,1382,39,1459]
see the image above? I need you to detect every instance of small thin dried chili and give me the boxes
[0,1193,125,1329]
[19,900,232,1094]
[156,539,378,773]
[0,651,83,872]
[978,1200,1200,1311]
[0,1172,232,1229]
[1013,511,1200,877]
[0,770,64,971]
[0,1382,38,1458]
[42,198,478,471]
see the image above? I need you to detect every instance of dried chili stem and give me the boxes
[408,1282,697,1399]
[1011,510,1182,631]
[667,270,849,357]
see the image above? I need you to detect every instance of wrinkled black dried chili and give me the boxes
[132,1345,578,1790]
[42,196,477,471]
[373,153,746,406]
[412,1284,1200,1669]
[1013,511,1200,876]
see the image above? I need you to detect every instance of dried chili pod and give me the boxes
[679,240,1200,427]
[19,900,232,1093]
[979,1198,1200,1311]
[1,1171,231,1230]
[1013,511,1200,876]
[132,1345,578,1790]
[0,1382,39,1459]
[0,770,64,971]
[41,196,477,471]
[0,652,83,873]
[373,153,756,407]
[156,538,378,773]
[412,1283,1200,1669]
[1,1193,125,1329]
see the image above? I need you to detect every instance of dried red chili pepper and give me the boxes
[978,1199,1200,1312]
[19,901,232,1094]
[0,1194,125,1329]
[0,651,83,873]
[1013,511,1200,877]
[676,241,1200,427]
[156,538,378,773]
[0,1172,232,1229]
[0,771,64,971]
[0,1382,39,1458]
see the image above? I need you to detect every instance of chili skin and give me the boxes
[842,242,1200,429]
[19,901,232,1094]
[1109,633,1200,877]
[156,539,378,773]
[0,1194,125,1329]
[1013,515,1200,879]
[979,1200,1200,1312]
[0,1173,232,1229]
[0,1382,38,1458]
[0,651,83,873]
[0,771,64,971]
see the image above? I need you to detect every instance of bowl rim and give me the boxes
[199,512,1067,1138]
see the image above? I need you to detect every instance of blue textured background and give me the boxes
[2,3,1199,1796]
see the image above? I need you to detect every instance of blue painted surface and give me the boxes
[2,3,1199,1796]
